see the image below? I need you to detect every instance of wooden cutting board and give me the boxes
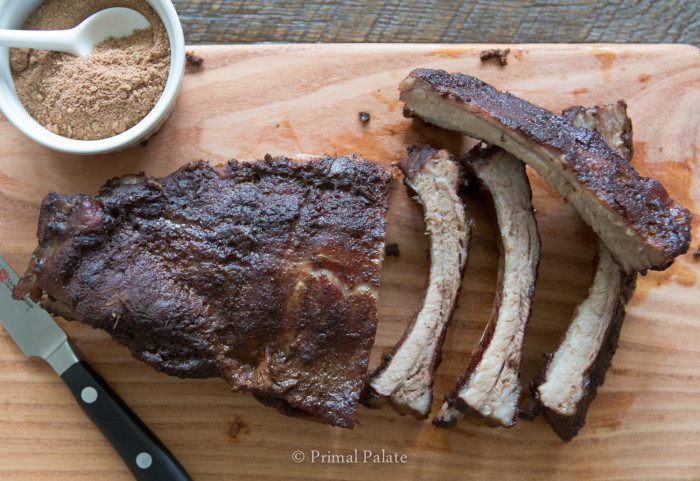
[0,44,699,481]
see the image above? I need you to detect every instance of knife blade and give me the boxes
[0,255,194,481]
[0,257,79,375]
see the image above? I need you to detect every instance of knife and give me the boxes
[0,255,194,481]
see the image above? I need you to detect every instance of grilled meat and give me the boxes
[363,145,470,418]
[13,154,393,428]
[434,145,540,428]
[523,102,638,440]
[399,68,692,273]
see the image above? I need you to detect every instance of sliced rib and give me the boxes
[13,154,392,429]
[363,145,470,418]
[399,68,692,273]
[434,145,540,428]
[524,102,638,440]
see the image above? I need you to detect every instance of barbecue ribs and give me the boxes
[13,154,393,428]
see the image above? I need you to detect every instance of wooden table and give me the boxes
[173,0,700,45]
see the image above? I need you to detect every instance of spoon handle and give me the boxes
[0,28,80,56]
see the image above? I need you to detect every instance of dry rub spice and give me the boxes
[10,0,170,140]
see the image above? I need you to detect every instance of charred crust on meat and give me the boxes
[480,48,510,66]
[13,154,392,429]
[398,143,440,179]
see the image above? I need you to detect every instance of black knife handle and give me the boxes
[61,361,193,481]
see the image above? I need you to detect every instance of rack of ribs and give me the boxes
[521,102,638,440]
[13,154,393,428]
[363,145,470,418]
[399,68,692,273]
[434,145,540,428]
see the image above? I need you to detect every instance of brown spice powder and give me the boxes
[10,0,170,140]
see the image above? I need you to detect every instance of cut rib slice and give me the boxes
[364,145,471,418]
[434,145,540,428]
[399,69,692,273]
[523,102,638,440]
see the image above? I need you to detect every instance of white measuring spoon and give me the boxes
[0,7,150,57]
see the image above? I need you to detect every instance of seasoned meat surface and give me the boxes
[399,68,692,273]
[13,154,393,428]
[434,145,540,428]
[364,145,470,418]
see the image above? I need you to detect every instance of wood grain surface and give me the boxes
[1,44,699,481]
[172,0,700,45]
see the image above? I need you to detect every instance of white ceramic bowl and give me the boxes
[0,0,185,154]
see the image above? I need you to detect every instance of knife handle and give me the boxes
[61,361,194,481]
